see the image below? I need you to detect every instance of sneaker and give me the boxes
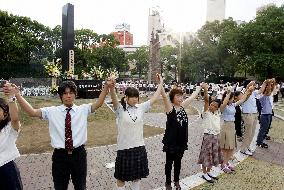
[221,166,233,174]
[257,143,268,148]
[207,172,219,180]
[202,174,214,183]
[240,149,253,156]
[226,164,235,171]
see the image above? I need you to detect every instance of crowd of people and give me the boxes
[0,75,282,190]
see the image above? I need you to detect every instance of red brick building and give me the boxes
[113,31,133,45]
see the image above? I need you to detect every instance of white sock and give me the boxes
[117,185,125,190]
[208,172,217,178]
[130,180,140,190]
[202,173,212,181]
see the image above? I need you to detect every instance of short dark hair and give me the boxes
[169,88,183,103]
[58,80,77,99]
[234,91,242,97]
[0,98,11,131]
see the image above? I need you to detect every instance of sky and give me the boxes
[0,0,283,45]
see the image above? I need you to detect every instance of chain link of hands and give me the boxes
[3,82,20,98]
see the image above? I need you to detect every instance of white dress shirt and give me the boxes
[40,104,92,149]
[115,100,151,150]
[0,122,20,167]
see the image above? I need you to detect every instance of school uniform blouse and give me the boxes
[202,111,221,135]
[40,104,92,149]
[162,107,188,153]
[0,122,20,167]
[222,103,236,122]
[115,101,151,150]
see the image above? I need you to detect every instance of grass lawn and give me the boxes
[190,118,284,190]
[191,157,284,190]
[274,109,284,118]
[269,118,284,144]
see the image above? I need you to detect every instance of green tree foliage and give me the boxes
[236,5,284,79]
[0,10,127,79]
[126,46,149,78]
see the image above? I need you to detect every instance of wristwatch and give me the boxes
[8,96,16,103]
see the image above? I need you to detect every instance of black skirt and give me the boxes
[114,146,149,181]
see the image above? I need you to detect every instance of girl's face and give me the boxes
[0,107,7,121]
[209,101,219,113]
[126,96,139,106]
[173,94,183,106]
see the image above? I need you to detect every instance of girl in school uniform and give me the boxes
[197,83,223,183]
[219,87,253,173]
[0,83,22,190]
[109,74,163,190]
[161,82,202,190]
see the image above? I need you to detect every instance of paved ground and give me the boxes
[253,140,284,167]
[16,99,284,190]
[16,101,204,190]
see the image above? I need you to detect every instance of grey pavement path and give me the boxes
[16,101,205,190]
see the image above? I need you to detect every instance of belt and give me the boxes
[242,113,257,114]
[54,144,85,155]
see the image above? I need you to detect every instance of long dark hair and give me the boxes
[121,87,139,111]
[0,98,11,131]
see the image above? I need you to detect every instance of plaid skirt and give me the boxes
[197,134,224,168]
[114,146,149,181]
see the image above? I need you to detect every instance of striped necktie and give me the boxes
[65,108,73,152]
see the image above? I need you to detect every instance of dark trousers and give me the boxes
[235,106,242,137]
[256,114,272,145]
[52,145,87,190]
[165,151,184,185]
[265,111,273,137]
[0,160,23,190]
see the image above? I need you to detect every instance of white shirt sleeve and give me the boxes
[139,100,151,113]
[40,106,52,120]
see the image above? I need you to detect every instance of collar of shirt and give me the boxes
[126,103,138,109]
[59,104,78,112]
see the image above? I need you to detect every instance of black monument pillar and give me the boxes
[62,3,74,73]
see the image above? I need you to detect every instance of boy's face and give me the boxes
[61,87,76,107]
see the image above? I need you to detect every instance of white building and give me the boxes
[206,0,226,22]
[148,7,165,45]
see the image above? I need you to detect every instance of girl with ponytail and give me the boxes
[109,74,163,190]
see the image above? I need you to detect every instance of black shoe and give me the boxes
[265,136,271,140]
[207,173,219,180]
[202,174,214,183]
[165,183,172,190]
[257,143,268,148]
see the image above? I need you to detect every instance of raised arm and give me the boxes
[4,84,42,118]
[203,83,209,112]
[161,83,172,113]
[257,80,268,94]
[91,80,110,113]
[108,78,119,109]
[220,90,231,112]
[235,86,253,106]
[149,74,163,106]
[4,83,21,131]
[181,85,202,108]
